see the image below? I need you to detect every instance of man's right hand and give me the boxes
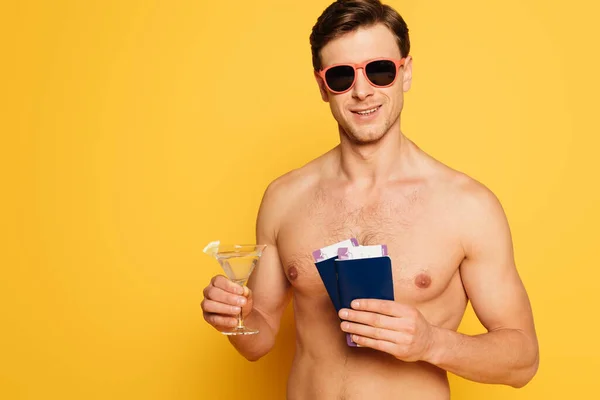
[201,275,253,332]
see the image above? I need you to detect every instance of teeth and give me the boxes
[357,107,378,115]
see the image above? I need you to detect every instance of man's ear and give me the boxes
[402,55,413,92]
[314,71,330,102]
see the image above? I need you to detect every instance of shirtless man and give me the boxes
[201,0,539,398]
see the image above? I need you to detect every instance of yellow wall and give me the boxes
[2,0,599,398]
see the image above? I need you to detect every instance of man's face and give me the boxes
[316,24,412,144]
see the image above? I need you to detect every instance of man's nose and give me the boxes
[352,68,374,101]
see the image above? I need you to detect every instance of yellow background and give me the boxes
[1,0,599,398]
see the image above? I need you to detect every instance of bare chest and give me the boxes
[276,188,465,305]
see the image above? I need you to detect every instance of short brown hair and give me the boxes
[309,0,410,71]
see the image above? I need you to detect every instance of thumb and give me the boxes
[241,286,253,318]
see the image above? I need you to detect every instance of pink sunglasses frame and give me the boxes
[316,57,406,94]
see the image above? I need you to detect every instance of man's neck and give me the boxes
[334,125,416,187]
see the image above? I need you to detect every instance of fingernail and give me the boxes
[236,286,244,295]
[340,310,348,318]
[233,306,241,313]
[238,297,246,306]
[352,300,360,308]
[341,322,349,330]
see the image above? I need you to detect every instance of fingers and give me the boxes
[204,278,248,307]
[349,299,415,317]
[211,275,244,295]
[203,311,237,329]
[205,286,248,307]
[347,333,423,362]
[202,275,251,331]
[341,319,411,342]
[341,321,415,360]
[201,299,241,316]
[349,334,400,356]
[339,308,412,331]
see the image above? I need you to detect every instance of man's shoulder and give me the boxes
[428,162,509,245]
[265,152,329,196]
[256,155,327,237]
[428,159,505,219]
[426,161,515,264]
[259,154,326,212]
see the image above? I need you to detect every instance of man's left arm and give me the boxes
[339,184,539,388]
[425,184,539,387]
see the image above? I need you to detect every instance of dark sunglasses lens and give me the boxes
[365,60,397,86]
[325,65,355,92]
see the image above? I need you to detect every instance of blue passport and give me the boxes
[314,257,342,312]
[315,250,395,347]
[335,256,395,310]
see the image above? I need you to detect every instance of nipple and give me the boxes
[288,266,299,281]
[414,273,431,289]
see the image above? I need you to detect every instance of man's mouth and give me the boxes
[351,105,381,116]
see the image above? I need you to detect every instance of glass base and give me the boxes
[220,326,259,336]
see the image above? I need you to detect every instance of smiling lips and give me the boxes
[351,105,381,117]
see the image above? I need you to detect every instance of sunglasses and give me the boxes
[317,57,406,94]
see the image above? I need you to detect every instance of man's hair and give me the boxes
[309,0,410,71]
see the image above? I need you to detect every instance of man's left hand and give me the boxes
[339,299,436,362]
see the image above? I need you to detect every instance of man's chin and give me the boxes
[347,128,385,144]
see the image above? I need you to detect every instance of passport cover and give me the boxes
[315,257,342,312]
[336,256,394,347]
[335,256,395,310]
[315,255,395,347]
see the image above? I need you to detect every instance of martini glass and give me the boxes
[203,242,266,335]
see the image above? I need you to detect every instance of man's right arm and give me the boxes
[208,180,292,361]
